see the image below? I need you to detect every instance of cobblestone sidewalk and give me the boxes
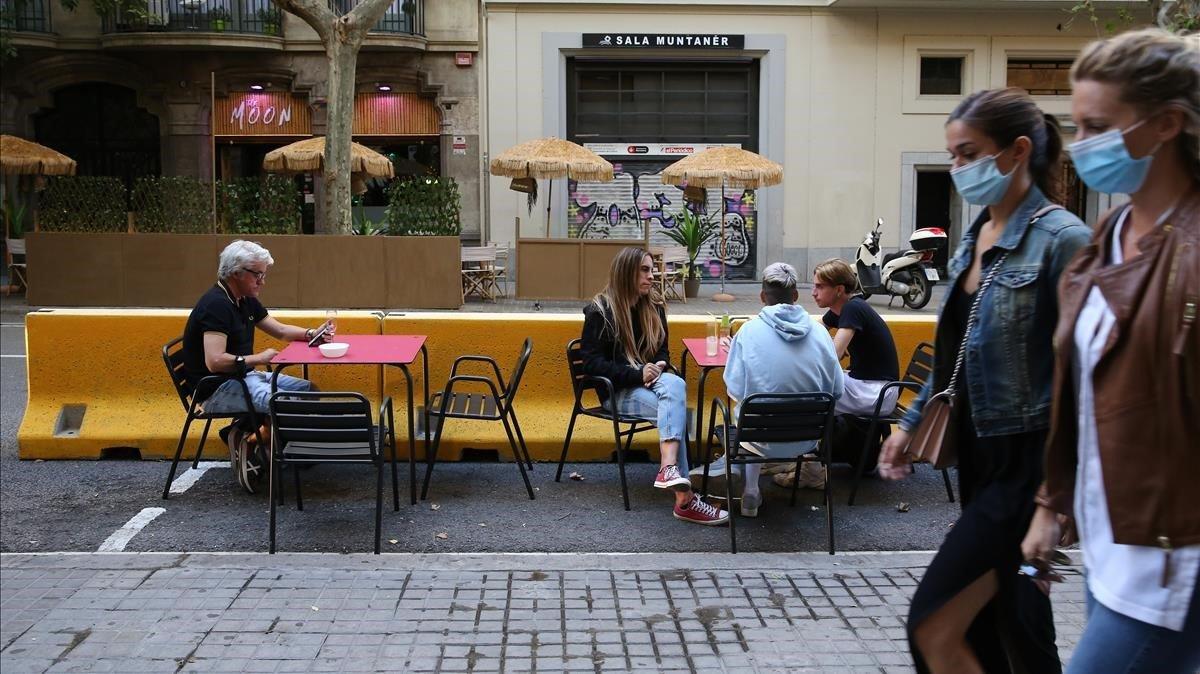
[1,552,1084,673]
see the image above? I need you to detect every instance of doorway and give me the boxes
[915,168,953,273]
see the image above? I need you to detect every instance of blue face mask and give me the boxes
[1068,118,1160,195]
[950,152,1015,206]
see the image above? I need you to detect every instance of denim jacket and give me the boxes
[900,186,1090,437]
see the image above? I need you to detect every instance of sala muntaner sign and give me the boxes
[583,33,744,49]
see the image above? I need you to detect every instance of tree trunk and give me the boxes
[323,38,358,234]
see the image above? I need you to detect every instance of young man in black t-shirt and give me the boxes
[811,258,900,415]
[182,240,330,490]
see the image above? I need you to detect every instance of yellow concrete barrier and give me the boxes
[380,312,936,464]
[19,309,935,461]
[19,309,383,460]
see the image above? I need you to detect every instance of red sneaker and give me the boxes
[653,464,691,491]
[673,494,729,526]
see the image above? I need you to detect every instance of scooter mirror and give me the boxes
[876,218,884,228]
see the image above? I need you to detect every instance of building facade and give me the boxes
[1,0,483,235]
[481,0,1130,280]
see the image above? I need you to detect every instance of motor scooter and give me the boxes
[853,218,946,310]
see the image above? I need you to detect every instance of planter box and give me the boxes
[516,238,645,300]
[25,232,462,309]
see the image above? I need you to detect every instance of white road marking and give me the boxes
[169,461,230,494]
[97,508,166,552]
[0,323,25,327]
[0,354,26,358]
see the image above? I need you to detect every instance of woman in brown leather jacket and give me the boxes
[1021,28,1200,674]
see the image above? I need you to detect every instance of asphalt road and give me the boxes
[0,299,960,555]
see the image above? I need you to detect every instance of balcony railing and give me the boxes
[1,0,53,33]
[330,0,423,36]
[101,0,283,36]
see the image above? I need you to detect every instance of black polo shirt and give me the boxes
[822,297,899,382]
[182,280,268,396]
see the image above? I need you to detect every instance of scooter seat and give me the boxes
[882,251,908,266]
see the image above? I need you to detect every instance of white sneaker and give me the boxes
[688,457,744,494]
[740,491,762,518]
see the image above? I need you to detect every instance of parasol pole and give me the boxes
[210,71,217,235]
[545,178,552,238]
[713,177,735,302]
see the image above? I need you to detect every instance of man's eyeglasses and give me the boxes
[241,268,267,282]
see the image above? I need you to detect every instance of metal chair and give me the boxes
[707,392,837,554]
[421,338,535,501]
[160,336,262,500]
[268,391,397,554]
[556,338,667,511]
[846,342,955,506]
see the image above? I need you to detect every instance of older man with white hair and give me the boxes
[182,240,329,492]
[690,262,843,516]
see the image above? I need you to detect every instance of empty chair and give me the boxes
[846,342,955,506]
[160,335,261,500]
[706,392,837,553]
[268,391,397,554]
[421,338,535,500]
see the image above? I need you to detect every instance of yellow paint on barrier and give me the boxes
[19,309,382,460]
[18,309,935,461]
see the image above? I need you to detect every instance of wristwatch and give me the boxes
[234,355,246,372]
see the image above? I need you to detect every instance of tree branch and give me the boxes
[274,0,336,44]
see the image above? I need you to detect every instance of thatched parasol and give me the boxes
[489,137,613,235]
[661,147,783,300]
[262,136,394,194]
[0,135,77,176]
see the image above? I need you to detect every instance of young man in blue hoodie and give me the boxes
[700,262,844,516]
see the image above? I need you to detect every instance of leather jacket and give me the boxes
[1041,184,1200,548]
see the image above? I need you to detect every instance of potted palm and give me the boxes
[664,208,718,298]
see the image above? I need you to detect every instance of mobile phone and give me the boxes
[307,321,331,347]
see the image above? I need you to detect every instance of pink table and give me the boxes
[270,334,429,507]
[680,338,729,470]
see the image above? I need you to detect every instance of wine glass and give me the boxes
[325,309,338,339]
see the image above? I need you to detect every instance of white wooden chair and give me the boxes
[461,245,503,302]
[5,239,26,296]
[652,245,690,302]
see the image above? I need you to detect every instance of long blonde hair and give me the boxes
[1072,28,1200,183]
[592,247,665,365]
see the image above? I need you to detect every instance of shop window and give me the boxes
[919,56,964,96]
[1007,59,1073,96]
[567,60,759,147]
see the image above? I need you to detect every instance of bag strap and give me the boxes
[943,204,1064,394]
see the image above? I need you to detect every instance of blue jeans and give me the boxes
[201,370,315,415]
[607,373,689,474]
[1066,579,1200,674]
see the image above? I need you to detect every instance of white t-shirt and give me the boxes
[1072,206,1200,631]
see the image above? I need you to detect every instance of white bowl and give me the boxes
[318,342,350,358]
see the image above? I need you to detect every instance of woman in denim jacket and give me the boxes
[878,88,1090,673]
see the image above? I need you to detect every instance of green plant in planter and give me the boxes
[209,5,230,31]
[257,6,281,35]
[383,176,462,236]
[663,207,718,279]
[3,195,28,239]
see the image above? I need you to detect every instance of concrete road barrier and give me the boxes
[18,309,935,461]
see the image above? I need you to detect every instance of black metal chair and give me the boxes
[846,342,955,506]
[557,338,678,511]
[160,336,262,500]
[707,392,838,554]
[421,338,535,501]
[268,391,397,554]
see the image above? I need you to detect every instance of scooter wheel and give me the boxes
[903,273,931,310]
